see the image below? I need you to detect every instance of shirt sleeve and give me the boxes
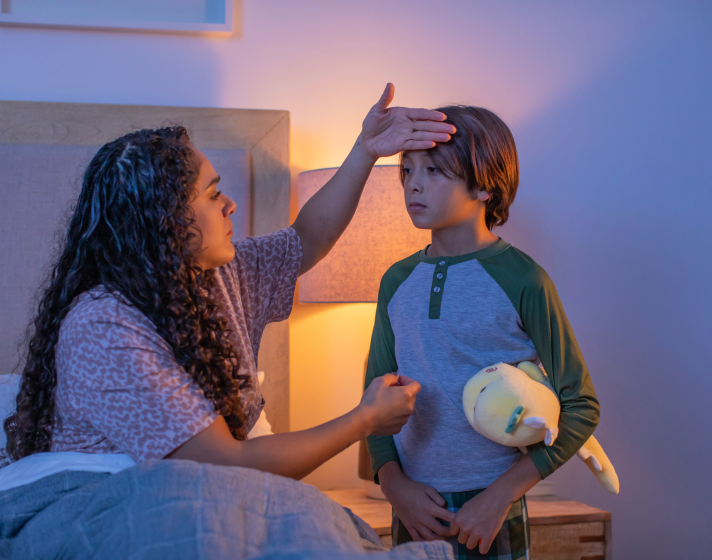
[228,227,303,339]
[59,304,218,462]
[520,272,600,478]
[480,249,600,479]
[364,279,401,483]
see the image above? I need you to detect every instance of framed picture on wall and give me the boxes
[0,0,233,35]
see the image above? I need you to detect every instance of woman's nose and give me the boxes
[224,196,237,216]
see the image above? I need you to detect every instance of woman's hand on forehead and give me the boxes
[360,83,456,159]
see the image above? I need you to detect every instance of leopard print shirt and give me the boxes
[51,228,302,461]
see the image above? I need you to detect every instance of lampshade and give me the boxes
[298,165,430,303]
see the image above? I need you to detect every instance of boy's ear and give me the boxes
[476,189,491,202]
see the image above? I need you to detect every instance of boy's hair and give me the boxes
[400,105,519,230]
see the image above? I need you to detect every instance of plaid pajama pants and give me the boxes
[392,488,530,559]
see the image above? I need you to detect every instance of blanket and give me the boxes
[0,459,452,560]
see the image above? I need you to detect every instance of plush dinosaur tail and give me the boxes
[575,435,620,495]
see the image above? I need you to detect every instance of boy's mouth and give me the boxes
[408,202,427,211]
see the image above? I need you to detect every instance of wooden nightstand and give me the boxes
[323,489,611,559]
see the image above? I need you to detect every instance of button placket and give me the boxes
[429,258,449,319]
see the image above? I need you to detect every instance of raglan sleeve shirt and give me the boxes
[365,244,600,483]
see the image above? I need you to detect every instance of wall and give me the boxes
[1,1,710,557]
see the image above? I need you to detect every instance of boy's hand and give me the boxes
[449,486,513,553]
[379,461,455,542]
[360,84,456,160]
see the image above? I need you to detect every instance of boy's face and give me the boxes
[401,151,489,231]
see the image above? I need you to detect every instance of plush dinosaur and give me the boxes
[462,361,619,495]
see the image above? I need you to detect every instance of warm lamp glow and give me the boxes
[298,165,430,303]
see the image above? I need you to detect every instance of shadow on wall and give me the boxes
[498,12,712,559]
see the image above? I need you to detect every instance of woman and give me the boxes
[0,85,456,559]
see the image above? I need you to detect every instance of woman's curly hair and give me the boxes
[3,126,251,462]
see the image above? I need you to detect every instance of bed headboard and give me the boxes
[0,100,292,433]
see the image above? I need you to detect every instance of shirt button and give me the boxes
[436,273,443,280]
[433,286,441,293]
[439,261,446,266]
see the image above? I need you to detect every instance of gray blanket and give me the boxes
[0,460,453,560]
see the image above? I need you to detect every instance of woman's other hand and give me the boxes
[359,373,420,436]
[360,83,456,159]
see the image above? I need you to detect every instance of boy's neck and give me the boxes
[427,219,499,258]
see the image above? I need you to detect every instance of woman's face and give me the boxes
[189,148,237,270]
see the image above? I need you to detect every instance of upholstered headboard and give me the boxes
[0,101,291,432]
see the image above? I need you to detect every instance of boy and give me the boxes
[365,106,600,559]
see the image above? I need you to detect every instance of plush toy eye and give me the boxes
[480,386,486,393]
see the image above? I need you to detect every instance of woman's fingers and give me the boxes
[402,140,437,151]
[412,120,457,134]
[380,372,400,386]
[373,83,395,112]
[410,130,452,142]
[404,107,448,122]
[362,373,419,435]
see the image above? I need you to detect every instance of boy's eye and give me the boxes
[401,167,413,174]
[427,167,439,174]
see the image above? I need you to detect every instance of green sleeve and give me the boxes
[480,249,600,479]
[364,254,420,483]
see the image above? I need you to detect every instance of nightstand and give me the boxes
[323,489,611,559]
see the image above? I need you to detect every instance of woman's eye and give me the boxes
[212,190,222,200]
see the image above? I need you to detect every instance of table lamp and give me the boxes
[298,165,429,303]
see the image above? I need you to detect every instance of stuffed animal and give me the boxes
[462,362,619,495]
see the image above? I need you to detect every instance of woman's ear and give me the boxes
[476,189,491,202]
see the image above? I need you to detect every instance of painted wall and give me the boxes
[1,1,710,557]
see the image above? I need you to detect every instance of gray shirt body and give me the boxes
[389,255,536,491]
[366,239,600,491]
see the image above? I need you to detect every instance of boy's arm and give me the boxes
[480,253,600,480]
[521,274,600,478]
[364,281,401,482]
[292,84,454,275]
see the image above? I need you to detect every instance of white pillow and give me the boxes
[0,374,21,449]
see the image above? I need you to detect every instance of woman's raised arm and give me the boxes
[291,83,455,275]
[166,374,420,480]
